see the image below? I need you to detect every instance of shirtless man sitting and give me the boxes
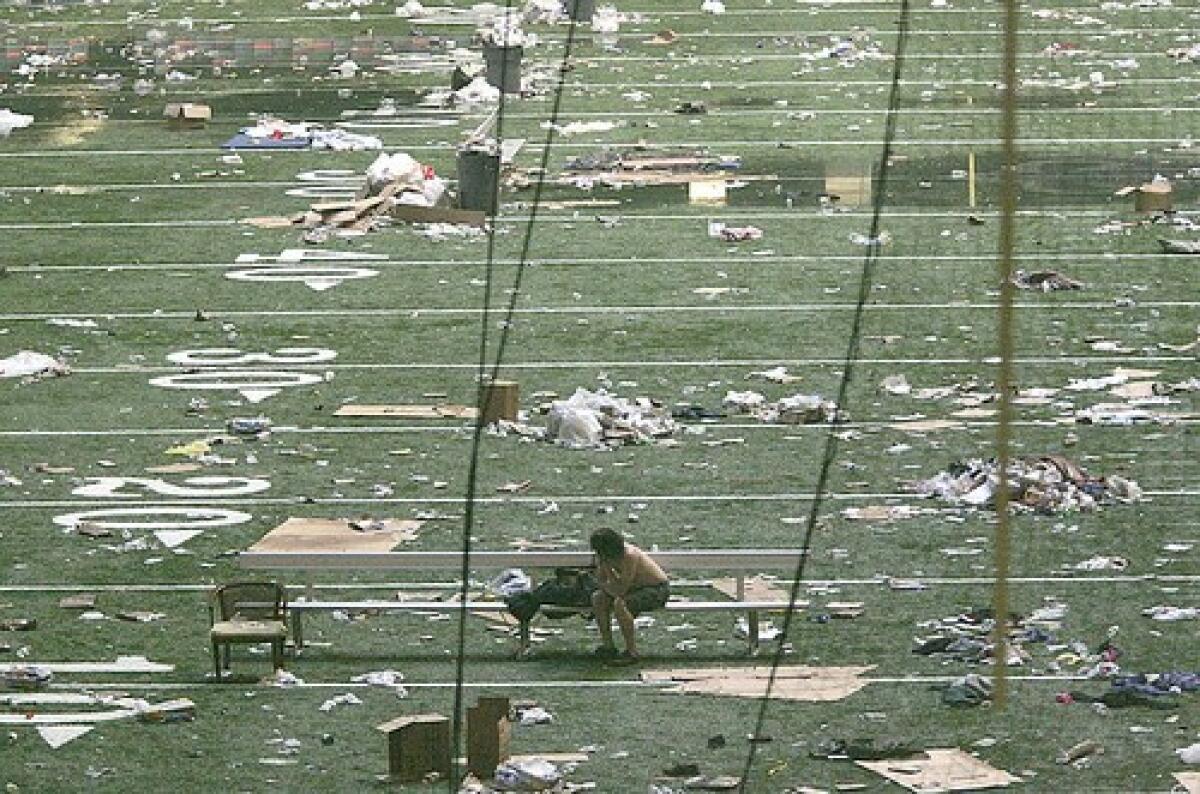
[589,528,670,665]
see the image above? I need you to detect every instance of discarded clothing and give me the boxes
[941,673,992,706]
[505,568,597,621]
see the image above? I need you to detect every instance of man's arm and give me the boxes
[596,558,631,597]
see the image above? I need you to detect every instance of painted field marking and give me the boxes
[50,506,253,530]
[148,370,325,403]
[166,348,338,367]
[72,476,271,500]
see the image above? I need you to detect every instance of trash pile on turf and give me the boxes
[1,350,70,381]
[493,388,677,448]
[223,116,382,151]
[0,108,34,136]
[543,388,677,448]
[723,390,840,424]
[908,455,1141,514]
[242,152,447,241]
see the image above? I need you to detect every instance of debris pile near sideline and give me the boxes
[908,455,1142,514]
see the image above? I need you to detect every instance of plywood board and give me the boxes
[889,419,965,432]
[246,517,422,554]
[857,749,1019,792]
[0,656,171,674]
[335,404,478,419]
[644,666,874,702]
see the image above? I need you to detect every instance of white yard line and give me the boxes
[30,674,1098,693]
[4,416,1196,438]
[18,106,1200,131]
[2,302,1196,323]
[5,252,1187,273]
[3,490,1196,509]
[0,208,1194,229]
[2,134,1199,160]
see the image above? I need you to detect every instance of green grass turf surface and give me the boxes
[1,0,1198,791]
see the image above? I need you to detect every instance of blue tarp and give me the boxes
[221,133,311,150]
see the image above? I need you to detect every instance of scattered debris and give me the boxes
[0,351,70,380]
[708,222,763,242]
[0,109,34,136]
[535,388,677,448]
[1011,270,1084,291]
[909,456,1142,514]
[723,390,839,424]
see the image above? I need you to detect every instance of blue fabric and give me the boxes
[221,133,311,150]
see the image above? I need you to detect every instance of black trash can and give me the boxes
[483,44,523,94]
[564,0,595,22]
[457,146,501,214]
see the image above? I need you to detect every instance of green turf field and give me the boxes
[0,0,1197,791]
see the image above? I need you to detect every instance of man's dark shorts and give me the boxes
[623,582,670,615]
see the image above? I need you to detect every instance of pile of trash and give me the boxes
[723,390,839,424]
[1,350,70,381]
[422,74,501,108]
[0,108,34,137]
[1167,42,1200,63]
[708,222,763,242]
[243,151,448,241]
[521,388,678,448]
[561,147,741,190]
[223,117,382,151]
[908,455,1142,514]
[1011,269,1084,291]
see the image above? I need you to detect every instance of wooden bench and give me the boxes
[239,549,808,655]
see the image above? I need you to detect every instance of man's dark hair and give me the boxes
[589,528,625,560]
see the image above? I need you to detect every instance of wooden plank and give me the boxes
[335,404,478,419]
[240,549,808,571]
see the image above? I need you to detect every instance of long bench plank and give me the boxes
[240,549,808,571]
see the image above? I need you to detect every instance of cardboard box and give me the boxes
[467,696,511,778]
[164,103,212,129]
[377,713,451,782]
[482,380,519,424]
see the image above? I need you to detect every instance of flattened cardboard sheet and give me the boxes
[643,666,874,702]
[857,748,1020,792]
[247,517,422,554]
